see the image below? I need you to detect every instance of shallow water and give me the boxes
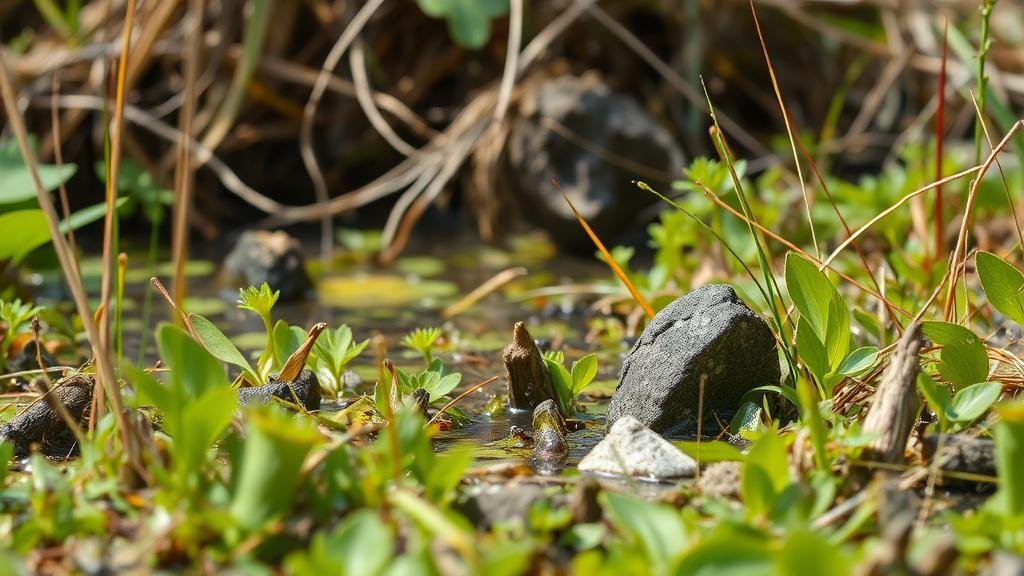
[26,229,629,474]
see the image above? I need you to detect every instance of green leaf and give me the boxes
[949,381,1002,423]
[837,346,879,376]
[0,137,76,205]
[673,440,744,462]
[921,321,989,388]
[285,509,394,575]
[272,320,302,370]
[786,253,834,339]
[796,317,828,384]
[776,530,851,576]
[601,492,686,576]
[543,357,575,416]
[156,323,232,399]
[570,353,598,396]
[741,430,790,519]
[917,374,952,426]
[676,533,772,576]
[416,0,509,49]
[230,406,321,531]
[977,251,1024,325]
[0,209,49,262]
[190,313,259,384]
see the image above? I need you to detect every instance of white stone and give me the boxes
[578,416,697,480]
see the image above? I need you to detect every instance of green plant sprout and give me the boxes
[310,325,369,398]
[374,359,463,422]
[542,350,598,417]
[238,282,281,379]
[401,326,442,366]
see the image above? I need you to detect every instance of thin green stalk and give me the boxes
[116,253,126,365]
[136,221,160,367]
[975,0,996,163]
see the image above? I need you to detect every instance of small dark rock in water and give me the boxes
[6,340,57,374]
[411,388,430,418]
[223,230,311,301]
[531,399,568,458]
[503,322,557,411]
[923,434,996,489]
[607,284,780,436]
[0,374,92,458]
[506,73,684,250]
[236,370,321,411]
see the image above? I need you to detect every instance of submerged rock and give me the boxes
[578,415,697,480]
[223,230,310,301]
[531,399,568,458]
[236,370,321,411]
[506,73,684,249]
[607,284,780,435]
[0,374,92,458]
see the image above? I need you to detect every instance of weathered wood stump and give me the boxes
[862,322,923,465]
[502,322,556,411]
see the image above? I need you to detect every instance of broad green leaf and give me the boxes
[796,317,828,383]
[825,290,851,371]
[416,0,508,49]
[0,209,49,262]
[949,381,1002,423]
[976,251,1024,325]
[741,430,790,519]
[178,385,237,474]
[230,406,321,530]
[425,373,461,403]
[785,253,834,340]
[921,321,989,388]
[190,313,259,384]
[156,323,231,398]
[837,346,879,376]
[676,533,772,576]
[272,320,302,370]
[544,357,575,416]
[285,509,394,575]
[570,353,598,396]
[917,374,952,425]
[601,492,686,575]
[776,530,851,576]
[673,440,744,462]
[0,138,76,205]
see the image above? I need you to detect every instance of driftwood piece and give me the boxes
[502,322,556,411]
[862,321,923,464]
[0,374,93,458]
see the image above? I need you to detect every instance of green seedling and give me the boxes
[542,350,598,417]
[401,326,442,366]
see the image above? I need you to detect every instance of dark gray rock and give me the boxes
[607,284,780,436]
[236,370,321,411]
[506,73,684,250]
[0,374,92,458]
[923,434,996,490]
[223,230,310,301]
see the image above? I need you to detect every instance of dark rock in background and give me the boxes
[506,73,684,249]
[223,230,311,301]
[607,284,780,436]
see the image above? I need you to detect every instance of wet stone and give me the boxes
[223,230,311,301]
[578,415,697,480]
[236,370,321,411]
[531,399,568,458]
[607,284,780,436]
[0,374,92,458]
[923,434,997,490]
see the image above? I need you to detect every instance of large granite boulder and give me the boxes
[506,73,684,250]
[607,284,780,436]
